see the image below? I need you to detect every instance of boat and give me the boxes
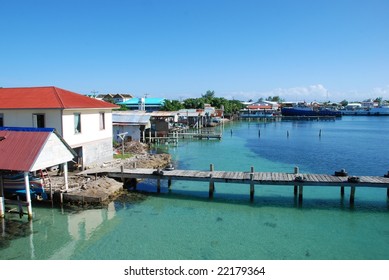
[281,103,341,117]
[2,172,48,200]
[341,104,389,116]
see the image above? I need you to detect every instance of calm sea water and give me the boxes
[1,116,389,260]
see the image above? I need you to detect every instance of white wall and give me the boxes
[113,125,142,142]
[0,109,62,132]
[62,109,113,147]
[1,108,115,168]
[62,109,114,167]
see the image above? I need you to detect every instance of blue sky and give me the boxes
[1,0,388,102]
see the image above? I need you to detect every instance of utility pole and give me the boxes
[91,90,98,98]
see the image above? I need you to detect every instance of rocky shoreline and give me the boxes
[46,142,172,207]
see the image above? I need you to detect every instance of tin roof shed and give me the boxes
[0,127,76,172]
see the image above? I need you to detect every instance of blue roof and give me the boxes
[0,126,55,132]
[117,98,165,106]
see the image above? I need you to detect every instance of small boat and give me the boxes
[2,172,48,200]
[164,164,175,171]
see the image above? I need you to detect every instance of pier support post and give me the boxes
[209,164,215,199]
[157,179,161,193]
[63,162,69,191]
[0,174,4,219]
[350,186,356,205]
[387,187,389,199]
[168,179,172,190]
[294,166,299,196]
[340,186,345,197]
[24,172,33,220]
[250,166,255,202]
[298,186,303,203]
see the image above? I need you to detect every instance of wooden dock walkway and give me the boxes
[79,165,389,204]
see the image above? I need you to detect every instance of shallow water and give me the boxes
[1,116,389,260]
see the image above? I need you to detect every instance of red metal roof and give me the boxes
[0,86,119,109]
[0,129,50,171]
[247,104,272,109]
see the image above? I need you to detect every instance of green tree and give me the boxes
[266,96,284,103]
[202,90,215,100]
[160,99,184,111]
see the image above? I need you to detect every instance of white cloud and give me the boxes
[373,85,389,96]
[225,84,330,102]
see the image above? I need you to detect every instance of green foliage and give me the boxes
[160,99,184,111]
[266,96,284,103]
[181,90,244,114]
[114,104,128,111]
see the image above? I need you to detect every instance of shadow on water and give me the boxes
[0,218,34,251]
[130,182,389,213]
[130,190,389,213]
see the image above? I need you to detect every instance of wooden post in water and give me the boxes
[340,186,345,197]
[157,178,161,193]
[387,187,389,199]
[157,168,161,193]
[294,166,299,196]
[250,166,255,202]
[24,172,33,220]
[350,186,356,204]
[168,179,172,190]
[209,164,215,199]
[298,185,303,203]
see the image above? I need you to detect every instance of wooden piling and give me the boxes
[298,185,303,203]
[341,186,345,197]
[250,166,255,202]
[387,188,389,199]
[350,186,356,204]
[294,166,299,196]
[209,164,215,199]
[168,179,172,190]
[157,179,161,193]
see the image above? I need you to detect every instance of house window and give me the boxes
[33,114,45,128]
[99,112,105,130]
[0,113,3,127]
[74,113,81,134]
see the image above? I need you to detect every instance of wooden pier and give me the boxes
[79,165,389,205]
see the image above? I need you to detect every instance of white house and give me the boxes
[0,86,119,169]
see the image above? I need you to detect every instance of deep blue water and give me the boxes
[1,116,389,260]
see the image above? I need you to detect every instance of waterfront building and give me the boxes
[118,97,165,112]
[0,86,119,169]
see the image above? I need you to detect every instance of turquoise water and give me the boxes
[1,116,389,260]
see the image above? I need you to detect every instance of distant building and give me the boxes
[118,98,165,112]
[112,111,151,142]
[94,93,133,104]
[0,86,119,169]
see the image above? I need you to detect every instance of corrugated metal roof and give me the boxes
[150,111,178,117]
[0,127,75,171]
[112,112,151,124]
[117,97,165,105]
[0,86,119,109]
